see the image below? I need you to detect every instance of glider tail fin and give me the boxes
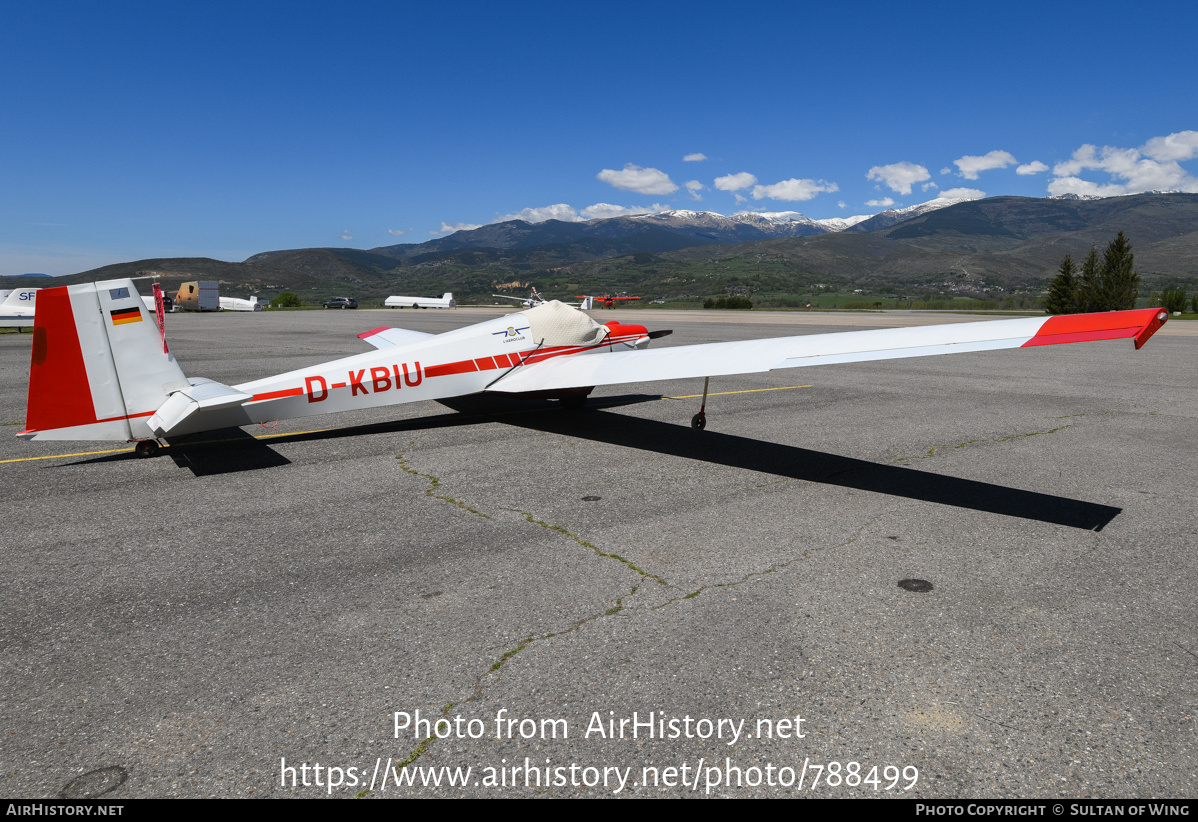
[20,279,188,441]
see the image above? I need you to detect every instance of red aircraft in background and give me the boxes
[578,292,641,309]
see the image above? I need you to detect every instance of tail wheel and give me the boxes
[134,440,160,458]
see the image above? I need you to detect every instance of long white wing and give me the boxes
[487,308,1168,394]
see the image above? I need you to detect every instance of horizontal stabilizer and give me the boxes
[357,327,434,350]
[147,379,253,436]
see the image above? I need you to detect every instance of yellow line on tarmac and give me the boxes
[2,389,806,465]
[664,385,813,400]
[0,427,338,464]
[252,427,335,440]
[0,447,135,464]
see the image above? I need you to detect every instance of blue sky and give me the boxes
[3,0,1196,275]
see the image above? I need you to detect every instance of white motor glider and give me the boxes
[494,289,593,310]
[19,278,1168,457]
[0,287,38,328]
[384,292,455,309]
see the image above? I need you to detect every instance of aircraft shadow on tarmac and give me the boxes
[163,429,293,475]
[64,393,1120,529]
[493,404,1121,531]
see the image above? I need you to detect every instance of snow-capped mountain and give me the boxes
[370,195,987,261]
[844,196,979,232]
[627,208,872,238]
[812,214,873,231]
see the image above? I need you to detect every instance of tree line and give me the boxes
[1044,231,1141,314]
[1145,287,1196,315]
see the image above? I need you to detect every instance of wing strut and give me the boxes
[691,377,710,430]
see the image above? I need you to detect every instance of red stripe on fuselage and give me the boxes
[251,387,304,402]
[287,335,653,402]
[425,360,478,378]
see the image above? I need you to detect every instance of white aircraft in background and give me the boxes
[0,288,38,328]
[18,277,1169,457]
[384,292,455,309]
[219,295,265,311]
[493,287,545,307]
[494,288,594,310]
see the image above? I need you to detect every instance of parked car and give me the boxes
[322,297,358,309]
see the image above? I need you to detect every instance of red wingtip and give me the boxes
[1022,307,1169,349]
[1134,308,1169,350]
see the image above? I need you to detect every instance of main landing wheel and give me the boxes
[690,412,706,430]
[134,440,160,458]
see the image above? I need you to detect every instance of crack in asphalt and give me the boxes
[360,583,640,796]
[507,510,667,586]
[650,515,882,609]
[371,436,909,786]
[754,419,1088,490]
[891,420,1082,465]
[368,499,883,785]
[395,440,490,520]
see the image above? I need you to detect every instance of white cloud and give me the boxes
[499,203,580,223]
[866,197,895,207]
[387,229,405,236]
[685,180,704,201]
[734,194,747,204]
[936,188,986,200]
[596,163,678,195]
[953,150,1017,180]
[752,178,839,201]
[867,162,930,195]
[1016,161,1049,176]
[434,221,482,235]
[340,230,353,241]
[1048,133,1198,197]
[940,167,952,175]
[580,203,668,220]
[714,172,758,192]
[1142,130,1198,162]
[683,153,708,162]
[838,200,847,209]
[922,181,939,191]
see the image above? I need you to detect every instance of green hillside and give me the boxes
[5,193,1196,307]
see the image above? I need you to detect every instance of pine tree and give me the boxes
[1099,231,1139,310]
[1075,245,1101,312]
[1044,254,1077,314]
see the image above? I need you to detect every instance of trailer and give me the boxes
[174,281,220,311]
[384,292,455,309]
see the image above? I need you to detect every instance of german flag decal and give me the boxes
[110,306,143,325]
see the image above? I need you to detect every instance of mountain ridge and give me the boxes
[7,193,1196,301]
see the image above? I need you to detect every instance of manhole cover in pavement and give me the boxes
[60,766,127,799]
